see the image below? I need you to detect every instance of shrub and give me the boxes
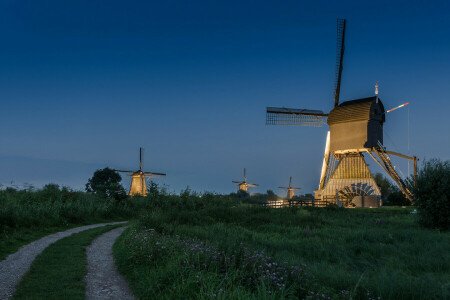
[86,167,127,201]
[414,159,450,230]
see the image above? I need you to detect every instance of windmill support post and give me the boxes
[413,156,418,185]
[370,148,414,203]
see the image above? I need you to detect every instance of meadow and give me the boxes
[1,185,449,299]
[114,194,449,300]
[0,184,144,260]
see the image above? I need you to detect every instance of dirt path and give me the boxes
[0,221,127,300]
[84,226,135,300]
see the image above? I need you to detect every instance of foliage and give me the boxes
[85,167,126,201]
[414,159,450,230]
[116,228,309,299]
[147,181,160,198]
[0,184,144,259]
[13,225,121,300]
[114,196,449,300]
[266,190,278,201]
[374,173,410,206]
[291,193,315,201]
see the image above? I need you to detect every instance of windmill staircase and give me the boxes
[373,142,414,202]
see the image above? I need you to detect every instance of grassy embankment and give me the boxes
[13,224,123,300]
[0,186,143,260]
[114,195,449,300]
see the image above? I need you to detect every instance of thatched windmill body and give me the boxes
[266,19,417,206]
[279,176,301,200]
[115,148,166,196]
[232,168,258,193]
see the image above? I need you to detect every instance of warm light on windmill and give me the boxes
[232,168,258,193]
[265,18,417,207]
[115,147,166,196]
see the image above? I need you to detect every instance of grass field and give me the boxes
[114,196,450,300]
[13,224,123,300]
[0,186,144,259]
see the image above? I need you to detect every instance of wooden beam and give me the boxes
[385,150,417,161]
[413,156,418,185]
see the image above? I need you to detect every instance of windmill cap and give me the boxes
[327,96,385,125]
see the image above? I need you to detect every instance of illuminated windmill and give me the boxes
[266,19,418,206]
[115,147,166,196]
[232,168,258,193]
[278,176,301,200]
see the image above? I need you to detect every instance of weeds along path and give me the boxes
[0,221,128,300]
[84,226,135,300]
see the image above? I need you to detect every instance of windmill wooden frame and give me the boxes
[115,147,166,196]
[265,19,418,206]
[232,168,258,193]
[278,176,301,200]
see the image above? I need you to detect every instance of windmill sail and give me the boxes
[115,147,166,196]
[334,19,346,107]
[266,107,327,126]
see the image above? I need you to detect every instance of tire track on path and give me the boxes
[0,221,127,299]
[85,226,135,300]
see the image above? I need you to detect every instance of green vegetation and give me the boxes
[414,159,450,230]
[114,194,450,300]
[85,167,127,200]
[3,160,450,299]
[0,184,141,259]
[373,173,409,206]
[13,224,122,300]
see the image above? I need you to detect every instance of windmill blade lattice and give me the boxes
[266,107,326,127]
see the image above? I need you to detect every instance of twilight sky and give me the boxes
[0,0,449,194]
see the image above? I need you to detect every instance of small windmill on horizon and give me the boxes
[278,176,301,200]
[232,168,258,193]
[115,147,166,196]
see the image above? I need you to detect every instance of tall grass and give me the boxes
[0,185,139,231]
[114,194,450,300]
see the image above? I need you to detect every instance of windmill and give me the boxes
[265,19,418,206]
[115,147,166,196]
[278,176,301,200]
[232,168,258,193]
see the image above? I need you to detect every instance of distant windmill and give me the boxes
[278,176,301,200]
[232,168,258,193]
[115,147,166,196]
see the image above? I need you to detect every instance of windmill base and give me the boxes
[315,153,382,207]
[351,196,381,208]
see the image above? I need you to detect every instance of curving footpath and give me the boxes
[0,221,128,300]
[85,226,135,300]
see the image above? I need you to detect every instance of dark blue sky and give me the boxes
[1,0,449,194]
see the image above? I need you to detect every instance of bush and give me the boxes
[374,173,410,206]
[86,167,127,201]
[0,185,139,232]
[414,159,450,230]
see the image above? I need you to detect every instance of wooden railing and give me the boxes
[263,199,334,208]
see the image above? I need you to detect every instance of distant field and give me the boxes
[114,196,449,300]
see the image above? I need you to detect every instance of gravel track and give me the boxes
[85,226,135,300]
[0,221,128,300]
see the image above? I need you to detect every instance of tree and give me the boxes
[374,173,409,206]
[147,181,160,198]
[86,168,127,200]
[374,173,393,197]
[266,190,277,201]
[413,159,450,230]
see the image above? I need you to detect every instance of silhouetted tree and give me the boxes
[414,159,450,230]
[266,190,277,201]
[86,168,126,200]
[147,181,160,198]
[374,172,409,206]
